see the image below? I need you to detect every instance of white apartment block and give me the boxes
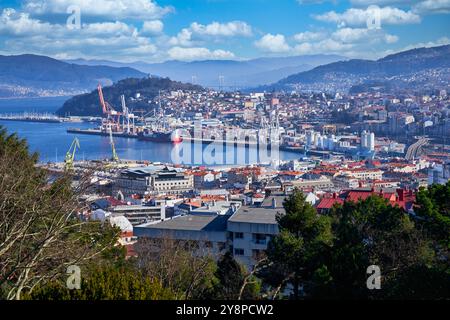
[134,195,286,270]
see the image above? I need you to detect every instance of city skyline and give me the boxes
[0,0,449,62]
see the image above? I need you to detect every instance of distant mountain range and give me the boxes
[0,54,146,98]
[56,77,203,116]
[262,45,450,93]
[2,44,448,101]
[65,55,345,88]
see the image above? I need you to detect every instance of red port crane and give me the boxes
[97,84,121,132]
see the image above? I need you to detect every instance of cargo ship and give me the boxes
[67,127,139,138]
[137,128,182,143]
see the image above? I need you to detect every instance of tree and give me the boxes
[25,265,174,300]
[262,189,332,299]
[135,237,218,300]
[263,191,445,300]
[0,126,119,300]
[415,181,450,250]
[210,251,260,300]
[320,195,436,299]
[382,264,450,300]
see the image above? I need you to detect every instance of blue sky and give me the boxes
[0,0,449,62]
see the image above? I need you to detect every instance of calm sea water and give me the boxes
[0,97,301,166]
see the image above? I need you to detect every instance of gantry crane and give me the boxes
[98,84,121,131]
[109,126,119,162]
[64,137,80,171]
[121,94,135,134]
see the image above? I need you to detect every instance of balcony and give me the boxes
[253,239,267,245]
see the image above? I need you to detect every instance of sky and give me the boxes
[0,0,449,62]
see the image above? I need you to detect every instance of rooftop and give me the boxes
[136,214,230,232]
[228,194,285,225]
[192,201,240,215]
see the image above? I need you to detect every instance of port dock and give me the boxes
[0,112,102,124]
[67,128,139,138]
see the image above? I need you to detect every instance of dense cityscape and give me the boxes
[33,83,449,288]
[0,0,449,312]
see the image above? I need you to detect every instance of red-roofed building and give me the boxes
[316,194,344,213]
[315,188,415,213]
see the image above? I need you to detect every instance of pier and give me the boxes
[67,128,139,138]
[0,112,102,124]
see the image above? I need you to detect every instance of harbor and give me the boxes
[0,112,102,124]
[64,84,285,147]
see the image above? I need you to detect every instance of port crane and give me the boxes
[109,126,119,162]
[64,137,80,171]
[120,94,135,134]
[97,84,121,131]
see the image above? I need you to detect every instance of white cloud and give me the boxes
[331,27,398,44]
[298,0,419,5]
[290,27,400,59]
[350,0,450,15]
[293,38,353,55]
[0,8,53,36]
[254,27,399,58]
[190,21,252,37]
[254,34,291,53]
[332,28,371,42]
[141,20,164,36]
[169,28,194,47]
[379,36,450,58]
[413,0,450,14]
[396,36,450,51]
[384,34,399,43]
[350,0,420,6]
[297,0,333,4]
[0,7,161,61]
[5,31,159,60]
[293,31,327,42]
[125,44,158,55]
[82,21,137,37]
[24,0,173,20]
[169,21,252,47]
[167,47,235,61]
[314,6,421,27]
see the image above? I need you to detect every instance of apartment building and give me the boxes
[149,167,194,194]
[340,168,383,181]
[134,195,286,270]
[111,204,166,226]
[227,195,282,270]
[428,162,450,185]
[114,166,193,196]
[134,212,230,256]
[282,175,334,191]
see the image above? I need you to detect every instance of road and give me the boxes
[405,137,429,160]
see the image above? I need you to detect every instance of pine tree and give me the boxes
[263,189,332,299]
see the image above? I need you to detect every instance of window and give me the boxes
[253,233,267,245]
[234,248,244,256]
[235,232,244,239]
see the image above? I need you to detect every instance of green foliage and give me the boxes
[57,77,204,116]
[0,126,120,300]
[2,126,448,300]
[262,189,332,299]
[383,264,450,300]
[415,181,450,249]
[314,195,445,299]
[136,239,219,300]
[263,189,449,300]
[211,252,244,300]
[209,252,259,300]
[25,265,174,300]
